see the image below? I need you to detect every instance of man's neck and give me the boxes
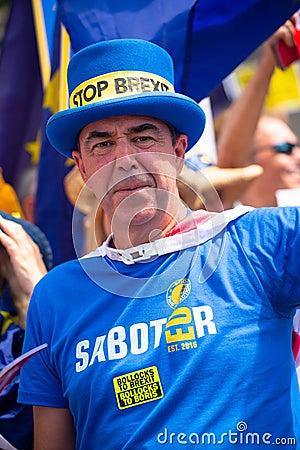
[111,204,188,249]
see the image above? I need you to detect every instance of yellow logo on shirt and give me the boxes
[166,278,191,309]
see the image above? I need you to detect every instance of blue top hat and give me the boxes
[46,39,206,159]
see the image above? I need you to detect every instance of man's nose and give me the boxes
[115,138,139,171]
[293,145,300,162]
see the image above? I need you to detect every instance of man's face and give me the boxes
[73,115,187,229]
[253,116,300,190]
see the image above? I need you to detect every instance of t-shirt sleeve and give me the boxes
[236,206,300,316]
[18,281,68,408]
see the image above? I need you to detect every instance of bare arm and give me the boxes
[33,406,76,450]
[217,17,296,168]
[0,216,48,296]
[0,216,48,328]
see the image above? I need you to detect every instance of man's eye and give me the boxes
[134,136,153,144]
[91,141,113,152]
[96,141,112,147]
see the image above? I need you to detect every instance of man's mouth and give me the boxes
[283,166,300,185]
[111,175,155,195]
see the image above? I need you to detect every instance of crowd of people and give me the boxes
[0,12,299,450]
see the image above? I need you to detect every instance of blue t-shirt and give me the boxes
[18,207,300,449]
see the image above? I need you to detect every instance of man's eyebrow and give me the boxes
[86,130,113,141]
[128,123,160,134]
[84,123,160,143]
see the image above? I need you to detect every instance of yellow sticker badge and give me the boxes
[113,366,164,410]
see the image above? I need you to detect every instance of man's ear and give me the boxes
[174,134,188,175]
[72,150,87,182]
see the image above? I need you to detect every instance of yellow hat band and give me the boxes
[70,70,174,108]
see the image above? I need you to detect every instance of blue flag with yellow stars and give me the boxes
[0,0,43,187]
[35,13,77,266]
[58,0,300,100]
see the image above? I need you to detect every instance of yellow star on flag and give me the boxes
[25,130,41,164]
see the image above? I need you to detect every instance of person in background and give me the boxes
[0,169,25,219]
[16,164,38,224]
[178,153,263,211]
[217,14,300,208]
[0,211,52,450]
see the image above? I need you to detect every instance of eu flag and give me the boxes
[0,0,43,187]
[35,13,77,266]
[57,0,300,100]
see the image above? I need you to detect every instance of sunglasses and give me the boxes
[254,142,300,155]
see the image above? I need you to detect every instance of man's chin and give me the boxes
[116,207,158,227]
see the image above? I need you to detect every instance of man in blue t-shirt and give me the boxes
[19,38,300,449]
